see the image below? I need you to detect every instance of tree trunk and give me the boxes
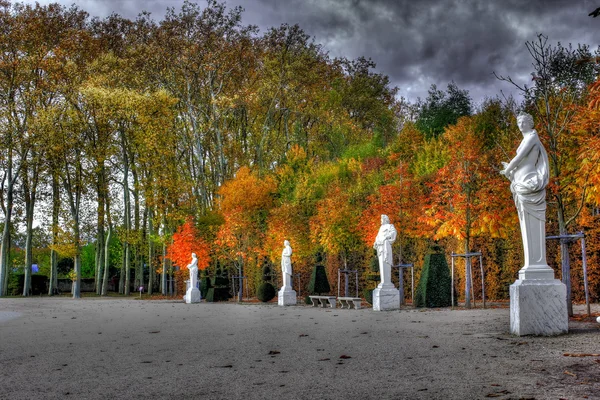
[0,166,14,297]
[72,221,81,299]
[22,204,34,297]
[101,225,112,296]
[48,173,60,295]
[147,207,154,295]
[464,240,471,309]
[95,163,106,295]
[161,240,167,295]
[121,131,131,296]
[556,202,573,316]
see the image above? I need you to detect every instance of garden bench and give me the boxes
[309,295,336,308]
[337,297,362,309]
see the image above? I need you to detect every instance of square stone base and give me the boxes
[278,288,297,306]
[510,279,568,336]
[373,287,400,311]
[184,287,201,304]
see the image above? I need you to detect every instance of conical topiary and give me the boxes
[308,253,330,295]
[257,261,276,302]
[415,245,456,308]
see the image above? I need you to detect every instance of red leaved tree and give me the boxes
[167,217,210,270]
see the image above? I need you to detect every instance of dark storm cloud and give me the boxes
[24,0,600,103]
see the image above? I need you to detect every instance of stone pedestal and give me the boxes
[510,278,568,336]
[278,287,297,306]
[184,287,201,304]
[373,284,400,311]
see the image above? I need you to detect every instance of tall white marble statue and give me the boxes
[278,240,297,306]
[281,240,293,288]
[373,214,397,287]
[372,215,400,311]
[184,253,201,304]
[500,112,567,335]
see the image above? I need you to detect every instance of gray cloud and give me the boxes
[22,0,600,103]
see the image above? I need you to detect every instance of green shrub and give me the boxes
[257,282,276,302]
[304,295,312,305]
[8,273,23,296]
[200,274,211,298]
[308,264,330,295]
[415,246,455,307]
[363,288,374,305]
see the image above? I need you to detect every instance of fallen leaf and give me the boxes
[564,353,600,357]
[339,355,352,359]
[268,350,280,355]
[564,370,577,377]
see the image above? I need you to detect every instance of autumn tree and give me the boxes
[216,166,277,295]
[421,116,514,307]
[167,217,210,271]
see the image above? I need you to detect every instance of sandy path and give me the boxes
[1,298,599,399]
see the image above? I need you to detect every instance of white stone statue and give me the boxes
[278,240,296,306]
[373,214,397,287]
[281,240,293,288]
[188,253,199,288]
[500,112,552,280]
[500,112,567,336]
[183,253,201,304]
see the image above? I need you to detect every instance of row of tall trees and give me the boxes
[1,2,599,306]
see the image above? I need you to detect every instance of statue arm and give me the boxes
[502,135,535,176]
[388,225,397,242]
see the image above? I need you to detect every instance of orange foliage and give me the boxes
[359,162,424,246]
[310,185,361,256]
[420,116,514,247]
[166,217,210,270]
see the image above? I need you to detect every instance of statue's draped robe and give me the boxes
[281,245,293,288]
[374,223,397,286]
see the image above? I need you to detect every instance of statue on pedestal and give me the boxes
[373,214,397,287]
[500,112,567,335]
[281,240,293,289]
[500,112,552,279]
[278,240,296,306]
[184,253,201,304]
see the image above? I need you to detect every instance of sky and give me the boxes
[18,0,600,106]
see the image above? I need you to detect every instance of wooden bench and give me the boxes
[309,295,336,308]
[337,297,362,309]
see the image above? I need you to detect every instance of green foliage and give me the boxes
[363,288,374,305]
[7,273,48,295]
[261,262,272,282]
[205,264,232,302]
[200,270,211,298]
[81,243,96,278]
[308,263,330,295]
[256,282,276,302]
[416,82,472,139]
[342,141,380,161]
[415,247,455,308]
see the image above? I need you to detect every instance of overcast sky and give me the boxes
[19,0,600,105]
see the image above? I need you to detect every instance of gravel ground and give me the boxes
[1,297,599,400]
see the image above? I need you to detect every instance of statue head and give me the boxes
[191,253,197,258]
[381,214,390,225]
[516,112,534,133]
[284,240,290,247]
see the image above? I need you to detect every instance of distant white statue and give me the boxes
[373,215,397,287]
[188,253,199,289]
[281,240,293,288]
[500,112,551,278]
[184,253,201,304]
